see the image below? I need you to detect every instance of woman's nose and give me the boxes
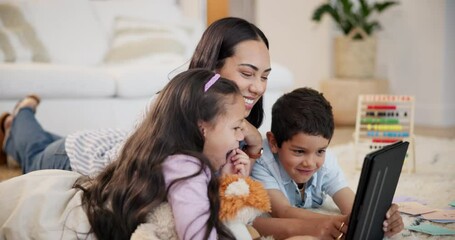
[249,78,266,95]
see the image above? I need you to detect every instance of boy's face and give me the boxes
[267,132,329,185]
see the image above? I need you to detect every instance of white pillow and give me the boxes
[0,26,32,62]
[103,16,192,64]
[0,3,50,63]
[90,0,184,37]
[18,0,107,65]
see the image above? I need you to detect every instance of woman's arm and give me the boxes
[241,120,263,167]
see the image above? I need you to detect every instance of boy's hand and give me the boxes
[315,215,349,240]
[220,148,251,176]
[383,203,404,237]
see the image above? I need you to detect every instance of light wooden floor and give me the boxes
[1,125,454,182]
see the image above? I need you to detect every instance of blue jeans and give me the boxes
[3,108,71,173]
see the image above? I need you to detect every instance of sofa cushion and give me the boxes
[105,62,185,98]
[0,63,115,99]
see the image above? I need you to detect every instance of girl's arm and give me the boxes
[163,156,217,240]
[220,148,251,176]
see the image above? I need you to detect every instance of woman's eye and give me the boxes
[261,75,269,81]
[242,72,253,77]
[317,150,326,155]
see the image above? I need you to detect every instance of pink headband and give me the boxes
[204,73,221,92]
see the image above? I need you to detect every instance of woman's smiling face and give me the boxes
[217,40,271,117]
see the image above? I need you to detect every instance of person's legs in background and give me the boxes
[1,96,71,173]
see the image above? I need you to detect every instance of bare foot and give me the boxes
[0,113,12,165]
[2,114,12,147]
[13,95,41,116]
[3,114,12,132]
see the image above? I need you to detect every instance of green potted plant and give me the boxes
[312,0,398,78]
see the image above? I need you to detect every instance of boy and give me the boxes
[251,87,403,239]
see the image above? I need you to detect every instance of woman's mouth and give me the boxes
[244,97,255,110]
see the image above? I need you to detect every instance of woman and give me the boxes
[0,17,271,176]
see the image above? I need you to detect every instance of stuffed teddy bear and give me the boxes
[218,174,271,240]
[131,175,272,240]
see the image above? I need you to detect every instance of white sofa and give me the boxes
[0,0,294,136]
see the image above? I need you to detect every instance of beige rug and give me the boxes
[329,135,455,239]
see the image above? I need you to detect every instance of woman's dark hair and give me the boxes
[75,69,239,240]
[189,17,269,128]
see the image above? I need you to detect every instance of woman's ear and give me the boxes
[266,132,279,153]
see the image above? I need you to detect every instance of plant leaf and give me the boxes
[312,3,339,23]
[364,21,382,34]
[311,0,398,36]
[373,1,399,13]
[359,0,371,18]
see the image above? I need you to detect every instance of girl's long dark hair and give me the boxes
[75,69,238,240]
[189,17,269,128]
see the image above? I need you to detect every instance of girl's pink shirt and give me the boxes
[162,154,217,240]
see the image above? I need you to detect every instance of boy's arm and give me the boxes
[267,189,349,238]
[331,187,355,215]
[384,203,404,237]
[332,188,404,237]
[253,216,347,239]
[268,189,332,219]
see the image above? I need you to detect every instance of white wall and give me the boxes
[255,0,332,91]
[255,0,455,127]
[444,0,455,126]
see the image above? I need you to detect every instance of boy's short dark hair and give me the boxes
[271,87,334,147]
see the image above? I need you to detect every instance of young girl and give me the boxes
[0,17,270,176]
[0,69,250,239]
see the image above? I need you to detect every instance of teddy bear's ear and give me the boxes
[225,178,250,196]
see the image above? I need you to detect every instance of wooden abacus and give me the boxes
[354,95,416,173]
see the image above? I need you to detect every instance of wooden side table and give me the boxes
[320,79,389,126]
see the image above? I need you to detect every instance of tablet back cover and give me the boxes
[346,141,409,240]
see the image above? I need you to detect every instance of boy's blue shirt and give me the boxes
[251,139,348,209]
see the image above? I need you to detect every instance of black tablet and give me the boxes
[346,141,409,240]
